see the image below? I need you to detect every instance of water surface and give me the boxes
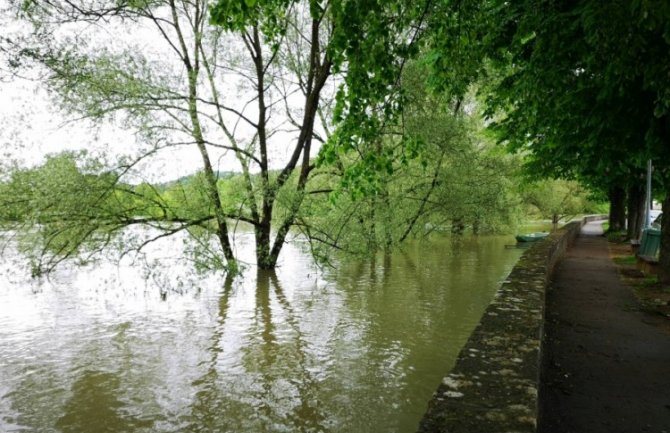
[0,231,523,432]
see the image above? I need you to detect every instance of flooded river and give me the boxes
[0,231,523,432]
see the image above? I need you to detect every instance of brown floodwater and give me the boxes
[0,230,523,432]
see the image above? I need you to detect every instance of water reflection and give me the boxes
[57,370,152,433]
[266,271,326,432]
[187,275,234,432]
[3,364,65,432]
[0,231,522,433]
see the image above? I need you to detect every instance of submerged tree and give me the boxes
[292,62,522,262]
[2,0,430,273]
[0,153,129,274]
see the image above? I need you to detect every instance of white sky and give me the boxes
[0,11,205,182]
[0,76,210,183]
[0,3,331,183]
[0,78,132,162]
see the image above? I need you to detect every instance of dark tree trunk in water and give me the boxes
[608,186,626,231]
[627,184,646,240]
[659,192,670,284]
[255,223,275,270]
[451,217,465,235]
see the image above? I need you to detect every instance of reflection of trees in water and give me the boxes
[3,320,156,433]
[56,369,151,433]
[189,271,326,433]
[187,274,235,432]
[266,271,326,432]
[55,318,164,432]
[324,236,522,432]
[2,365,65,431]
[367,253,392,286]
[1,236,521,433]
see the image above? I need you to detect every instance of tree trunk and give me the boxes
[171,3,236,269]
[608,186,626,231]
[658,192,670,284]
[381,189,394,250]
[451,217,465,235]
[626,184,645,240]
[368,202,378,252]
[255,219,283,270]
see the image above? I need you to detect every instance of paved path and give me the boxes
[539,221,670,433]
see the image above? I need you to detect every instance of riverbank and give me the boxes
[538,221,670,432]
[417,219,585,432]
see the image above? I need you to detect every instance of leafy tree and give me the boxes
[293,62,523,262]
[2,153,126,274]
[2,0,429,272]
[424,0,670,281]
[521,179,599,230]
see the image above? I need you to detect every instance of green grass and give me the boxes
[605,230,628,243]
[613,255,637,266]
[601,222,609,232]
[638,276,670,293]
[640,276,658,287]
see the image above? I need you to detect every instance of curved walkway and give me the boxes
[539,221,670,433]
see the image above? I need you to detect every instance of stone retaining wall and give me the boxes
[416,217,604,433]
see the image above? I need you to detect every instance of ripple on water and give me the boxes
[0,232,523,433]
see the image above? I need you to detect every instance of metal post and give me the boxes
[645,159,652,228]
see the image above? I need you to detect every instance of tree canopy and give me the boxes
[2,0,435,272]
[423,0,670,281]
[1,0,638,278]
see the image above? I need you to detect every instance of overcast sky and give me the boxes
[0,16,210,184]
[0,4,328,184]
[0,76,211,183]
[1,77,126,162]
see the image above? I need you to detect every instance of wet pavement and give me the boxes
[539,221,670,433]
